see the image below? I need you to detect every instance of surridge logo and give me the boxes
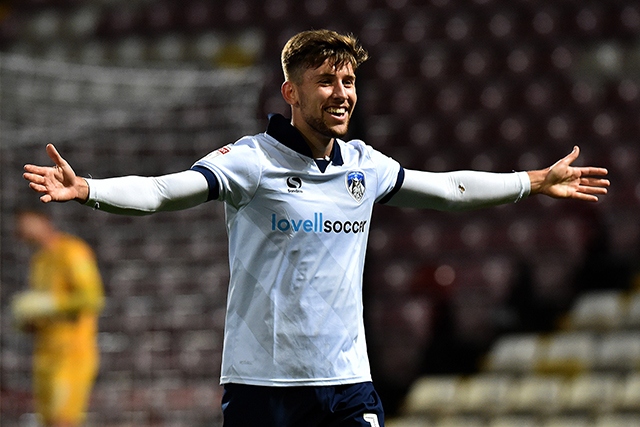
[286,176,303,193]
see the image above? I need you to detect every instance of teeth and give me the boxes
[326,107,346,114]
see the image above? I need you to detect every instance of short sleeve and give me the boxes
[191,137,263,209]
[363,144,404,203]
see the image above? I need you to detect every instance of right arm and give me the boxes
[23,144,209,214]
[84,171,209,215]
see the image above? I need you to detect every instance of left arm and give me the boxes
[387,146,609,210]
[386,169,530,210]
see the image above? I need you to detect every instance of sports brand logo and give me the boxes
[346,170,366,203]
[286,176,303,193]
[208,144,232,159]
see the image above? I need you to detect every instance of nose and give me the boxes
[332,82,348,100]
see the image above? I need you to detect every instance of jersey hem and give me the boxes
[219,374,373,387]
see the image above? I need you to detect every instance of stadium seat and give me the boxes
[63,6,100,39]
[455,373,513,415]
[568,290,626,331]
[418,45,452,81]
[562,372,622,414]
[402,375,461,416]
[433,415,485,427]
[400,8,432,44]
[616,372,640,411]
[531,6,563,39]
[488,415,537,427]
[487,9,518,41]
[596,331,640,372]
[97,4,141,37]
[143,1,179,34]
[386,417,433,427]
[27,8,62,41]
[625,291,640,328]
[542,416,594,427]
[151,34,187,62]
[537,331,597,374]
[508,374,566,414]
[484,334,541,373]
[593,413,640,427]
[113,36,148,63]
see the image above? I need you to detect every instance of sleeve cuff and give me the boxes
[515,171,531,202]
[83,178,100,209]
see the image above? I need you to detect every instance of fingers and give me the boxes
[23,171,46,185]
[579,166,609,177]
[581,177,610,189]
[572,176,609,202]
[27,182,53,203]
[23,164,51,175]
[578,185,608,196]
[572,192,600,202]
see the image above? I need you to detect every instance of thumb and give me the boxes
[563,145,580,165]
[45,144,66,167]
[552,145,579,170]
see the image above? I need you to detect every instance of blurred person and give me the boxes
[12,209,105,427]
[22,29,609,427]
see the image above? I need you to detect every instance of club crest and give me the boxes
[346,170,366,203]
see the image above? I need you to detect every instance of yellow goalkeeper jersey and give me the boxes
[28,233,104,360]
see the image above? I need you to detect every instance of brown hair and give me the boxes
[281,29,369,84]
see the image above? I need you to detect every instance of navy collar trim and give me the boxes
[266,114,344,167]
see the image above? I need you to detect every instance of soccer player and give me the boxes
[13,209,105,427]
[23,30,609,427]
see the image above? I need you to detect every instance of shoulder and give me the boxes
[58,234,95,259]
[199,133,271,163]
[341,138,393,163]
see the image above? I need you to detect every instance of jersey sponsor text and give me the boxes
[271,213,367,234]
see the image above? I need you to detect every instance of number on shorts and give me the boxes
[363,413,380,427]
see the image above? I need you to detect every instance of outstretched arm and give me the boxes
[527,146,609,201]
[23,144,210,214]
[387,145,609,210]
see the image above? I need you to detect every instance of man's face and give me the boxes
[16,213,48,246]
[290,59,357,141]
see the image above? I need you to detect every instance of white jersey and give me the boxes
[192,114,403,386]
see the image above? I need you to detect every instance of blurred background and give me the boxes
[0,0,639,426]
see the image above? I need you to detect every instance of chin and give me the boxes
[326,122,350,138]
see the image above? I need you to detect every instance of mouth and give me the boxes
[324,106,349,119]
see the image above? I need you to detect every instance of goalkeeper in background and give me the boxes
[12,208,104,427]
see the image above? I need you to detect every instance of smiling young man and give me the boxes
[280,30,361,159]
[23,30,609,426]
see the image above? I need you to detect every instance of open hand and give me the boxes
[23,144,89,203]
[529,146,610,202]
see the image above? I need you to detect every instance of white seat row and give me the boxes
[402,372,640,416]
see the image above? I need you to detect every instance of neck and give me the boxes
[305,135,334,159]
[291,119,334,159]
[39,231,61,250]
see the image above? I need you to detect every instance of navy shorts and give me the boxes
[221,381,384,427]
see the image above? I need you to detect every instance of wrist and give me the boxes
[74,177,90,203]
[527,169,548,195]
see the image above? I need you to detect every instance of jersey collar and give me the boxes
[266,114,344,167]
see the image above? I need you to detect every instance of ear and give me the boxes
[281,81,298,107]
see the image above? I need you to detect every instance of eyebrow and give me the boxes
[314,72,356,81]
